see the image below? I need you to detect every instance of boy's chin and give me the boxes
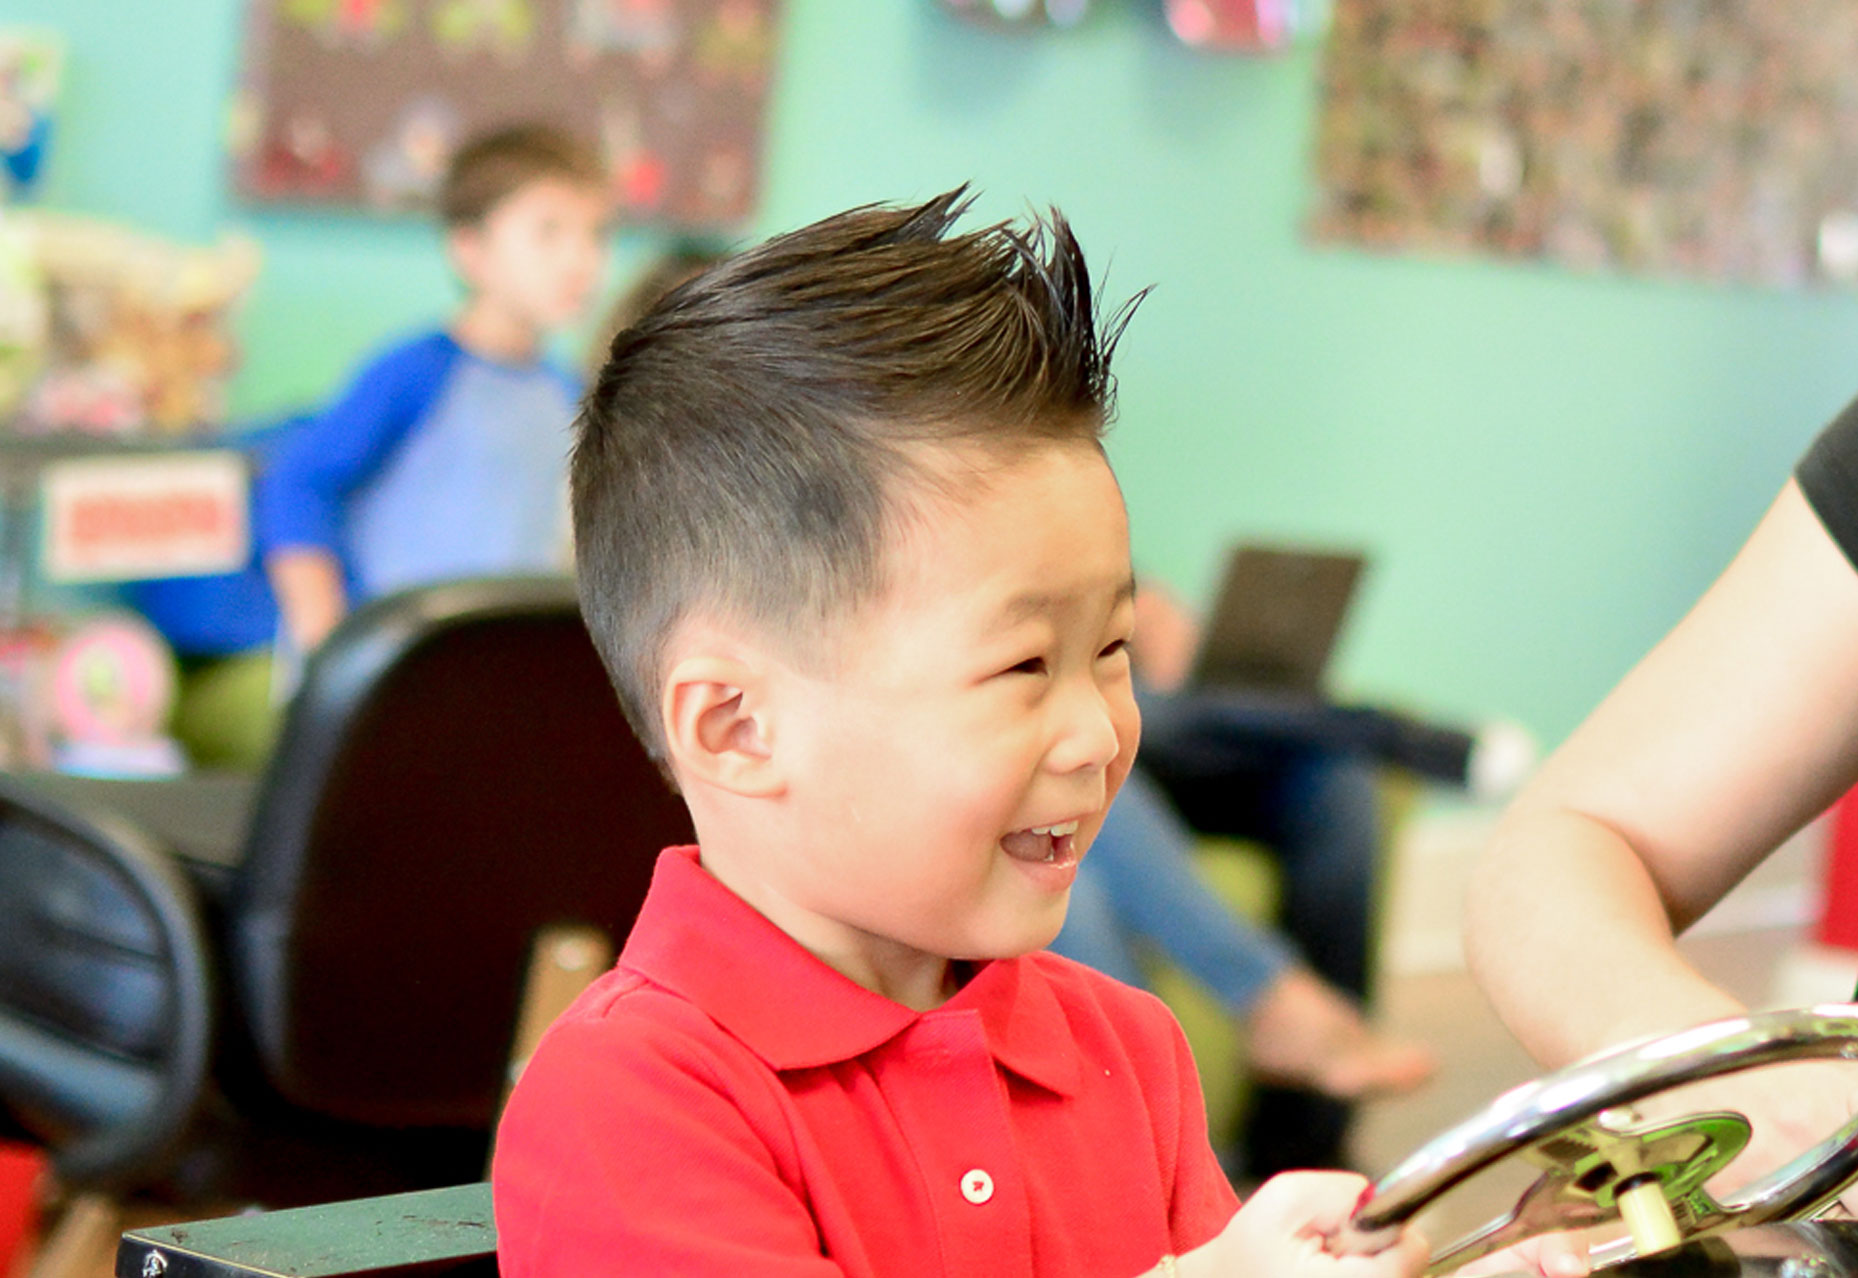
[948,927,1067,966]
[1002,915,1071,960]
[520,301,584,332]
[940,897,1074,964]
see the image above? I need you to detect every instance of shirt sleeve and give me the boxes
[492,1004,845,1278]
[252,333,458,555]
[1797,394,1858,573]
[1160,1009,1242,1254]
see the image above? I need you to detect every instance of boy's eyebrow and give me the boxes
[998,576,1138,623]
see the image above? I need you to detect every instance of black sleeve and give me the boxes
[1797,395,1858,573]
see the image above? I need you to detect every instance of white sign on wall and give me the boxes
[39,450,250,583]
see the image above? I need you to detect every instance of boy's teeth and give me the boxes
[1030,821,1080,837]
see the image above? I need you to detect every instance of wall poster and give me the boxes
[233,0,780,228]
[1312,0,1858,287]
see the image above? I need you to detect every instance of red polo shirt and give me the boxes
[493,847,1239,1276]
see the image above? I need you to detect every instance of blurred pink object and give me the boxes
[1166,0,1294,50]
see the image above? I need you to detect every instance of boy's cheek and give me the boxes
[1119,686,1142,755]
[1113,717,1141,783]
[1090,756,1138,848]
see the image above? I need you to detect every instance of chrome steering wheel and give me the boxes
[1335,1006,1858,1274]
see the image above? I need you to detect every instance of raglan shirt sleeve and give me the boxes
[491,996,844,1278]
[252,333,458,556]
[1798,394,1858,573]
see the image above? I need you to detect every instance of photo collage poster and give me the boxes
[1312,0,1858,288]
[233,0,780,228]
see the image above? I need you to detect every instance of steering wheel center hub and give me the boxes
[1536,1110,1751,1215]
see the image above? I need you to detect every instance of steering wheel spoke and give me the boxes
[1715,1108,1858,1226]
[1429,1174,1610,1274]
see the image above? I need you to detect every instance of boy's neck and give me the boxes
[837,941,963,1013]
[695,843,962,1013]
[452,296,544,364]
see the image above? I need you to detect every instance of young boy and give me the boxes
[491,191,1431,1277]
[254,124,608,656]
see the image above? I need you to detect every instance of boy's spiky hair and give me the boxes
[573,187,1143,757]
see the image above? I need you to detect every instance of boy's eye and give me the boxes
[1005,656,1048,677]
[1098,638,1129,660]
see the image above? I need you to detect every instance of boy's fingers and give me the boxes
[1537,1232,1590,1278]
[1251,1171,1374,1235]
[1323,1224,1428,1278]
[1246,1171,1433,1275]
[1386,1224,1429,1277]
[1456,1231,1589,1278]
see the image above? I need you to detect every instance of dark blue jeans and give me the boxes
[1132,687,1388,1002]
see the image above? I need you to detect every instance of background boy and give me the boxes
[255,123,608,655]
[491,190,1436,1277]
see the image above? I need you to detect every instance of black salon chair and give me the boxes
[0,577,691,1224]
[0,781,214,1187]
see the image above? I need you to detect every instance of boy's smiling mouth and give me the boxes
[1000,820,1081,865]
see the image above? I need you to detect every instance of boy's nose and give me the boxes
[1048,679,1125,776]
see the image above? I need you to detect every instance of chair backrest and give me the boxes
[0,777,213,1185]
[230,578,691,1128]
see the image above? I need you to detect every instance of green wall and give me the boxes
[14,0,1858,746]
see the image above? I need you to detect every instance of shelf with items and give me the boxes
[0,425,257,775]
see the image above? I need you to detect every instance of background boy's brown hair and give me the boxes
[439,123,605,227]
[572,187,1144,756]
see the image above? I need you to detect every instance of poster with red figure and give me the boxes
[232,0,780,228]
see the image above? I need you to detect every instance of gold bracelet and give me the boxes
[1158,1256,1177,1278]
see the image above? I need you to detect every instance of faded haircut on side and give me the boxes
[573,187,1143,758]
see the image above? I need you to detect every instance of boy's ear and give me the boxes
[661,655,784,799]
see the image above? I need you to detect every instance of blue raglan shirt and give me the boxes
[253,331,579,603]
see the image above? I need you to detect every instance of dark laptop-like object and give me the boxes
[1187,544,1367,701]
[1181,544,1488,788]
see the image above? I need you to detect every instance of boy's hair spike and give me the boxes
[573,187,1144,758]
[439,123,605,227]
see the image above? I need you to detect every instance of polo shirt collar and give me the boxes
[620,847,1082,1097]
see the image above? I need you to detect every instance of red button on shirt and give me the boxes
[493,847,1239,1277]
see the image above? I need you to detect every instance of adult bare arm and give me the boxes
[1466,479,1858,1069]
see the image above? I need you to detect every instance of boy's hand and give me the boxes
[1457,1232,1589,1278]
[1174,1172,1428,1278]
[266,547,348,652]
